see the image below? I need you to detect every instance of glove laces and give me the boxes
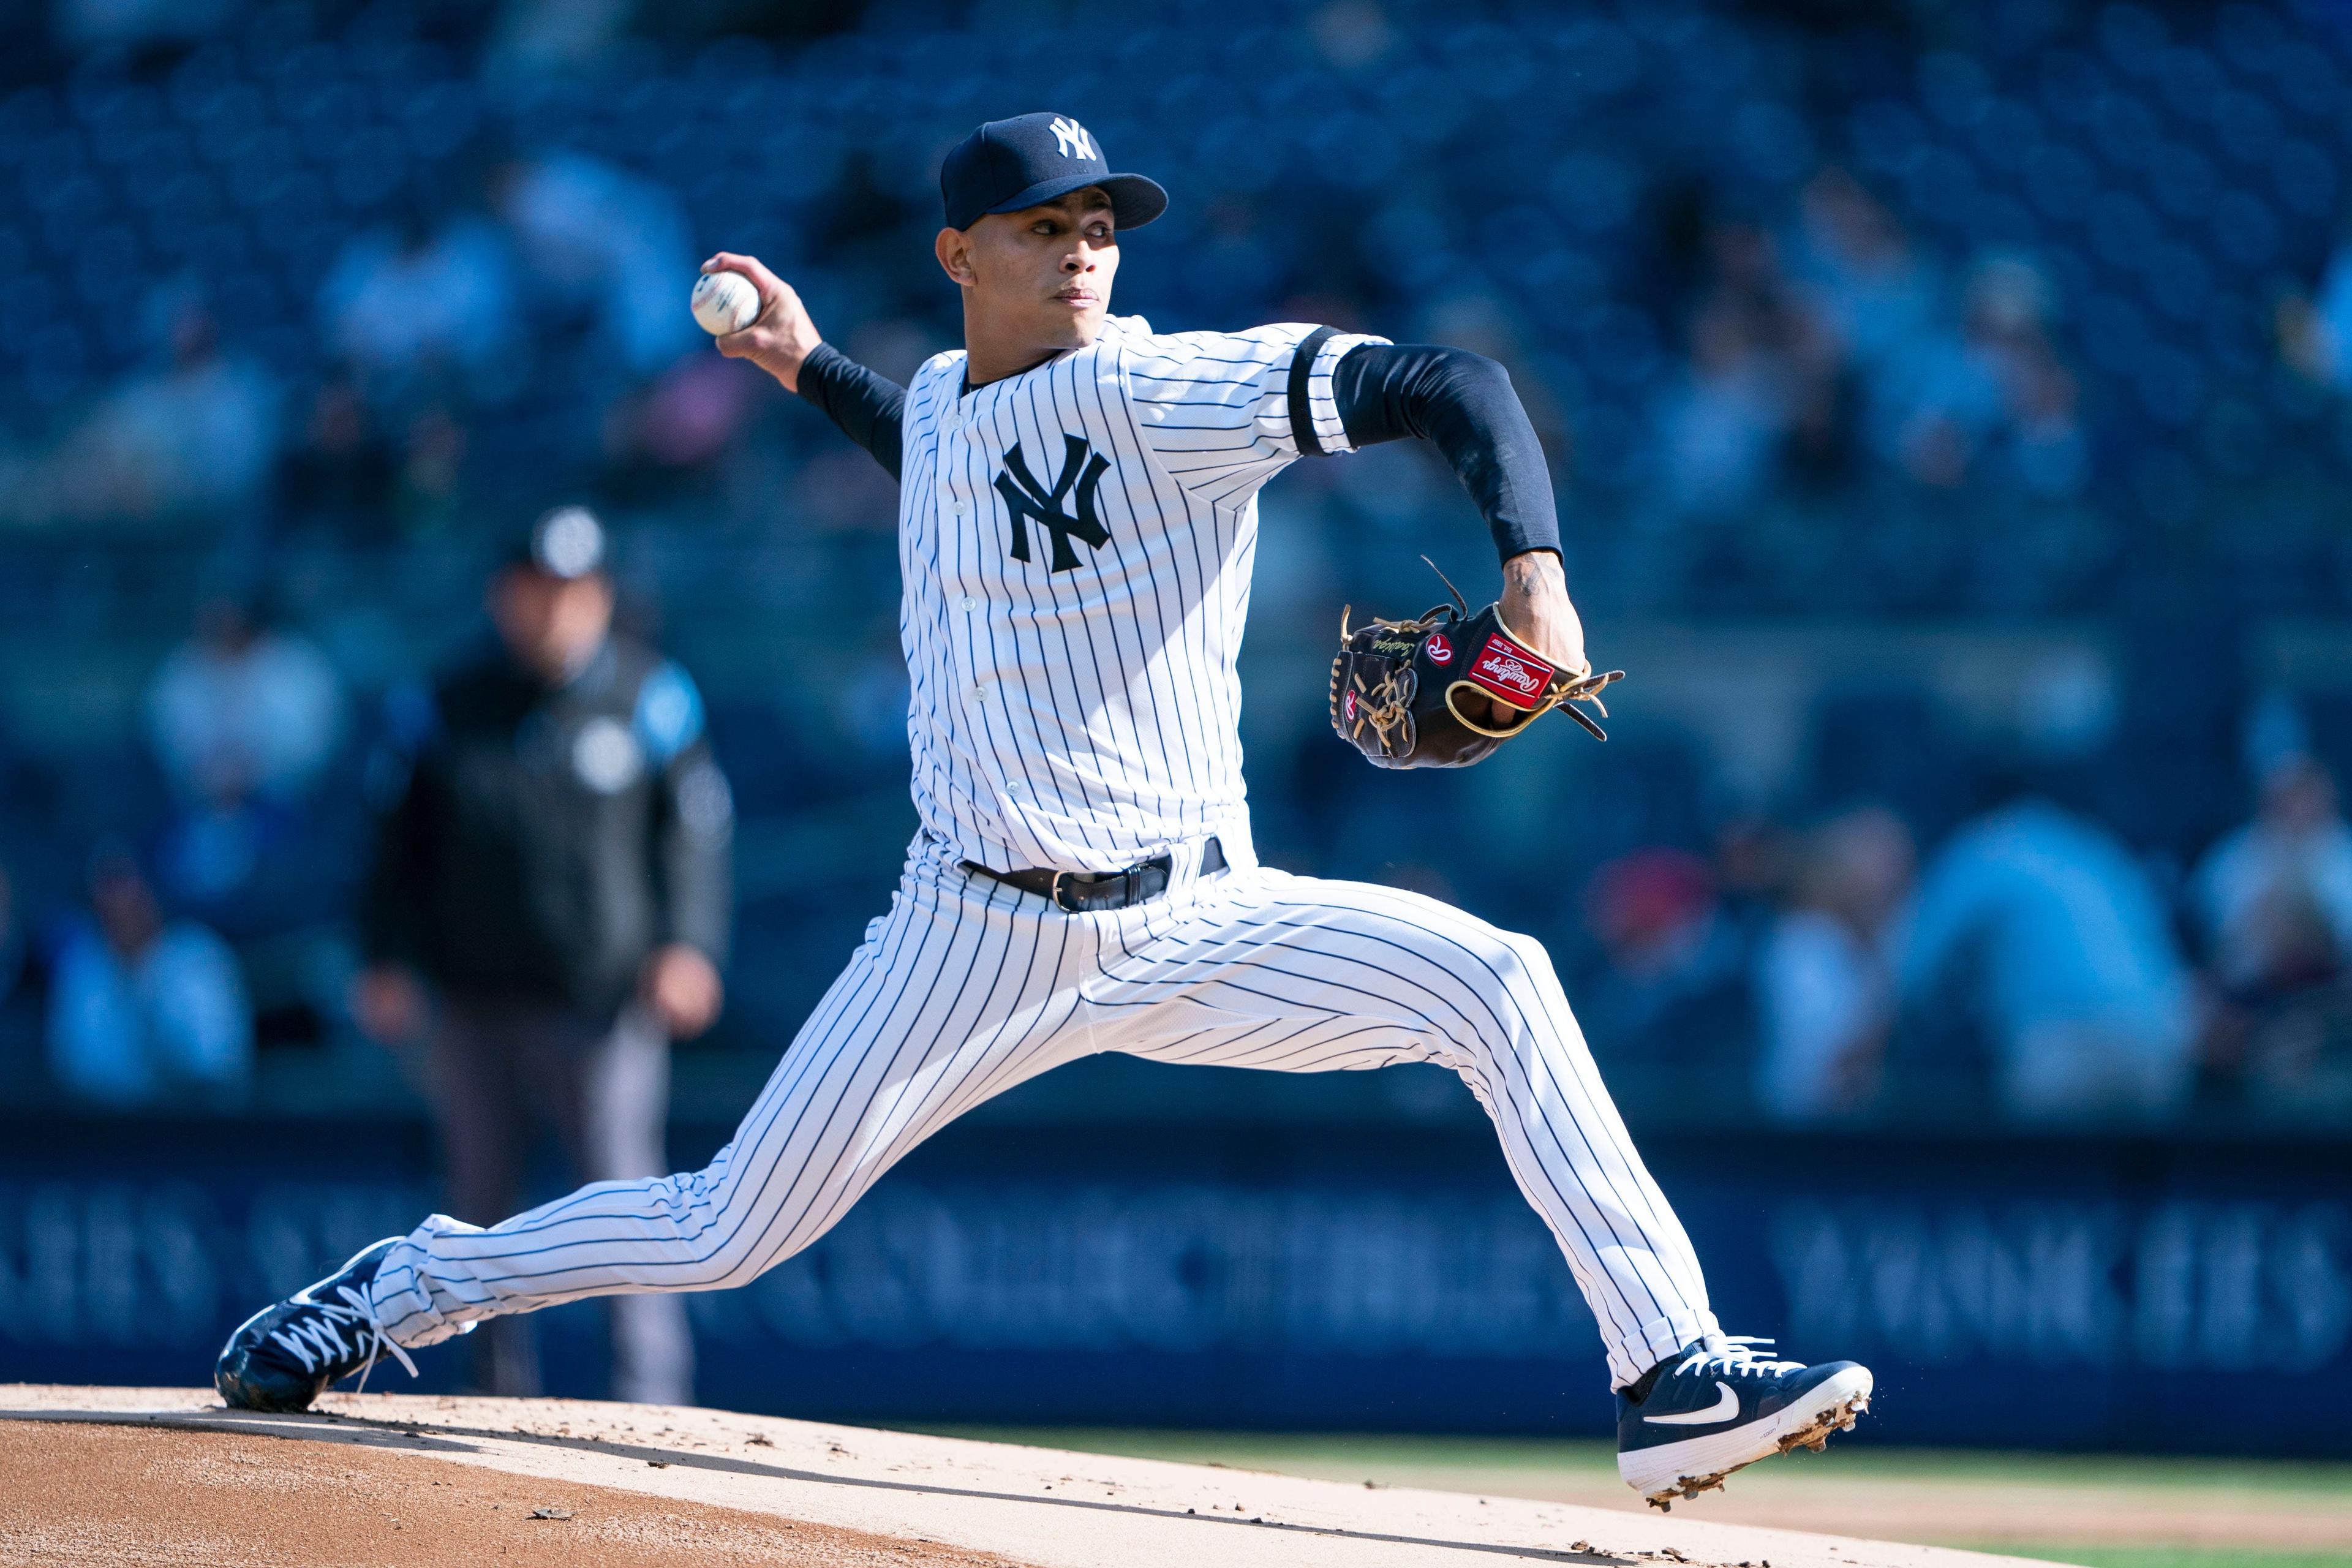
[1336,603,1436,756]
[1673,1335,1804,1381]
[266,1283,418,1394]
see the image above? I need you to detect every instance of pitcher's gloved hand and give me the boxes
[1329,573,1621,770]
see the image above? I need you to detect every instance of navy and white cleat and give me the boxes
[214,1238,419,1412]
[1616,1335,1872,1509]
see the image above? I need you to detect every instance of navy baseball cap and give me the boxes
[940,112,1167,232]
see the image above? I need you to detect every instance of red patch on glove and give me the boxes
[1465,633,1553,712]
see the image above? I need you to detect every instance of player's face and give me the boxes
[943,189,1118,349]
[490,567,616,682]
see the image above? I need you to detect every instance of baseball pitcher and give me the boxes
[217,113,1871,1508]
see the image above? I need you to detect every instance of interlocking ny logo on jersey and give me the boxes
[1049,116,1096,160]
[995,434,1111,572]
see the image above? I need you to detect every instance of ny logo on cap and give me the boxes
[995,434,1110,572]
[1049,116,1097,161]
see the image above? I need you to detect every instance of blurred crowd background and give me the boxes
[5,0,2352,1137]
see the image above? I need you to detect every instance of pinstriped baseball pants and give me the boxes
[369,841,1721,1389]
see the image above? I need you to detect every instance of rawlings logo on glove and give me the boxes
[1467,635,1553,707]
[1329,566,1623,770]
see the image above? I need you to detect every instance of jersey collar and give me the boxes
[956,316,1139,400]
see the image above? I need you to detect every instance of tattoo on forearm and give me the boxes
[1504,552,1562,591]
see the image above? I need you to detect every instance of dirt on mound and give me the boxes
[0,1420,1031,1568]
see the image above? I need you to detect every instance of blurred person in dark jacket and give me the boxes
[353,505,731,1403]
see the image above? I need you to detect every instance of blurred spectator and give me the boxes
[1660,222,1846,511]
[1876,257,2084,497]
[46,847,251,1109]
[1578,849,1752,1098]
[1755,807,1915,1121]
[355,507,729,1403]
[143,594,347,922]
[146,597,344,809]
[63,301,281,523]
[2192,754,2352,1115]
[1788,168,1938,377]
[1900,790,2195,1121]
[2195,754,2352,994]
[492,149,700,379]
[278,367,400,532]
[320,202,522,402]
[1964,259,2086,499]
[1659,307,1782,512]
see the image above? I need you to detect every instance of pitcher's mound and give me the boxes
[1,1417,1013,1567]
[1,1387,2056,1568]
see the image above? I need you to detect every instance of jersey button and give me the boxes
[957,595,981,612]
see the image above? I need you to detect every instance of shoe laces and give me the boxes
[266,1283,419,1394]
[1673,1335,1804,1381]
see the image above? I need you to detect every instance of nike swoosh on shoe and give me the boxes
[1644,1379,1740,1426]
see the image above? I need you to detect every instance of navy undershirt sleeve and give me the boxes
[795,342,907,481]
[1323,342,1562,563]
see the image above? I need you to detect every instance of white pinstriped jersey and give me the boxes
[897,316,1387,874]
[368,335,1728,1400]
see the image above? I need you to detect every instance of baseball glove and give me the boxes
[1329,566,1623,770]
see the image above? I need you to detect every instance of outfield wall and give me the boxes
[0,1090,2342,1456]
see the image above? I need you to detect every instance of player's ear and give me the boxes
[935,226,977,288]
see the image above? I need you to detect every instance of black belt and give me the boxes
[965,837,1226,913]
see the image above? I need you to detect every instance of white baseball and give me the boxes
[690,271,761,336]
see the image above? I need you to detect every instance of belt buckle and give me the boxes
[1050,856,1177,913]
[1052,867,1136,913]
